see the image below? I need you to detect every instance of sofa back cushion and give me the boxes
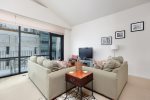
[30,56,37,63]
[37,57,45,65]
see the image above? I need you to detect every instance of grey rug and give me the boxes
[55,88,96,100]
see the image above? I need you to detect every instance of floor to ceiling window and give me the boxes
[20,27,50,73]
[0,22,64,78]
[0,22,19,77]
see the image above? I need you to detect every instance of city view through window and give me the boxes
[0,22,63,77]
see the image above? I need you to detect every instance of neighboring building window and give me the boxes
[6,46,10,54]
[24,28,28,32]
[6,60,9,66]
[34,47,37,54]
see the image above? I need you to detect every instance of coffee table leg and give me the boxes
[92,80,95,99]
[64,81,67,100]
[92,80,93,96]
[80,87,82,100]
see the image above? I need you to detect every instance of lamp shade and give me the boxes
[111,45,119,50]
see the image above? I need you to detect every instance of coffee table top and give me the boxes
[66,70,92,79]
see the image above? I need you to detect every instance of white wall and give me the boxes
[70,3,150,79]
[64,29,71,60]
[0,0,70,29]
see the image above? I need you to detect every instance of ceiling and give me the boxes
[32,0,150,26]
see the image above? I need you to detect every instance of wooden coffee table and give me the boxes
[65,70,95,100]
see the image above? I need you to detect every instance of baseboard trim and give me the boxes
[128,73,150,80]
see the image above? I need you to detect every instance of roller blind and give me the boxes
[0,10,65,34]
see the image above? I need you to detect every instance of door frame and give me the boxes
[49,33,64,60]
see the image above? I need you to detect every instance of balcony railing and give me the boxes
[0,50,49,77]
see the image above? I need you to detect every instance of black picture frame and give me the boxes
[115,30,125,39]
[131,21,144,32]
[101,36,112,45]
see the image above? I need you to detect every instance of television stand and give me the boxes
[81,59,93,67]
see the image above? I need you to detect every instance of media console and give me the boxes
[81,60,93,67]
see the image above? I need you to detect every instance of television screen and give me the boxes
[79,48,93,60]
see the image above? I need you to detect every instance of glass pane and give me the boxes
[39,32,50,57]
[0,22,19,77]
[51,36,61,60]
[20,27,50,72]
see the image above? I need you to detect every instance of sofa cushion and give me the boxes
[103,59,121,71]
[112,56,124,64]
[37,57,45,65]
[30,56,37,63]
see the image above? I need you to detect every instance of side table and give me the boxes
[65,70,95,100]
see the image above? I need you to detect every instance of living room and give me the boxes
[0,0,150,100]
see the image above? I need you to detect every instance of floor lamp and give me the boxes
[111,45,119,57]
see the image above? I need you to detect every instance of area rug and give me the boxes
[55,88,97,100]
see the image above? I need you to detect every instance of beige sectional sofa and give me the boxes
[83,61,128,100]
[28,56,128,100]
[28,56,75,100]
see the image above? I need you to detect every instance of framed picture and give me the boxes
[101,36,112,45]
[115,30,125,39]
[131,21,144,32]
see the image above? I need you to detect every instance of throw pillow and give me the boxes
[103,68,113,72]
[43,59,52,69]
[37,56,45,65]
[57,61,68,68]
[93,60,106,69]
[112,68,120,73]
[112,56,124,64]
[103,59,121,71]
[51,61,64,72]
[30,56,37,63]
[43,60,64,72]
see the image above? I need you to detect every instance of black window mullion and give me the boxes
[61,35,64,61]
[18,26,21,73]
[49,33,52,60]
[49,33,64,61]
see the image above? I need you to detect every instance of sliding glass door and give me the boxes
[50,33,64,60]
[20,27,50,72]
[0,22,19,77]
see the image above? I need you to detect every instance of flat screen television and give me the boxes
[79,47,93,60]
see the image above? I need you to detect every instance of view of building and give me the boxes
[0,22,50,77]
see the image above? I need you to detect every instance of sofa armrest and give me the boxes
[83,66,117,99]
[28,60,51,100]
[116,61,128,99]
[48,67,75,99]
